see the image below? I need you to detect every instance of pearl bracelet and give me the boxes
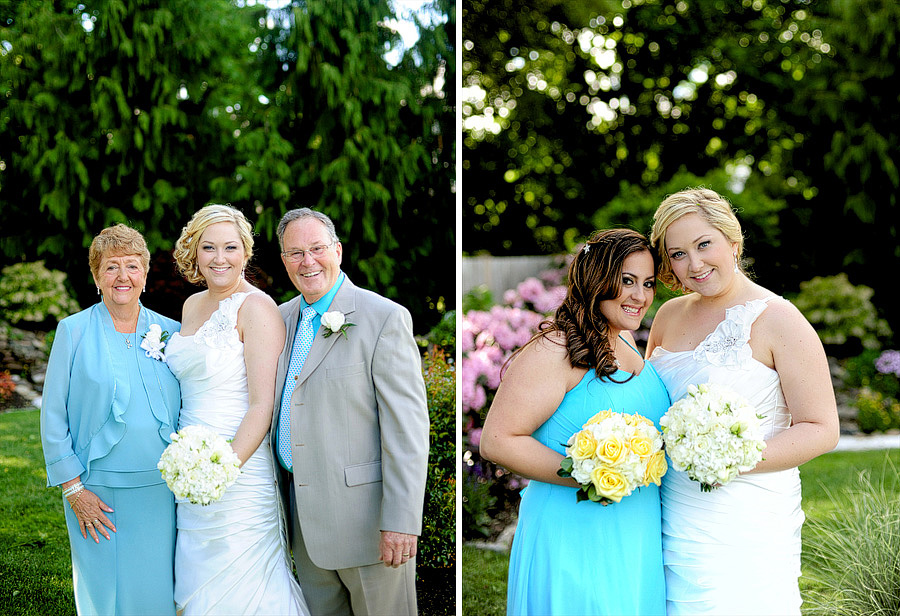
[62,482,84,498]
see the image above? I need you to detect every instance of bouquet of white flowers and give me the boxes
[157,425,242,505]
[558,410,667,505]
[660,383,765,492]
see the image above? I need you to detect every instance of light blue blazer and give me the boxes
[41,302,181,487]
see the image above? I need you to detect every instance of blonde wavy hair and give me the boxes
[650,188,744,292]
[173,204,254,285]
[88,224,151,280]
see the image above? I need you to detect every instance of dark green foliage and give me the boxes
[0,0,454,333]
[421,310,457,358]
[0,0,250,259]
[214,0,455,333]
[463,0,898,334]
[418,349,456,614]
[855,390,900,434]
[462,470,497,539]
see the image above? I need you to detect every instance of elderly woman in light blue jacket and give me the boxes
[41,224,181,615]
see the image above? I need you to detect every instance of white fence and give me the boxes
[462,255,557,302]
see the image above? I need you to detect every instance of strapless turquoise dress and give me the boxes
[506,364,669,616]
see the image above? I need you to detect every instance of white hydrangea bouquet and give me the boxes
[660,383,766,492]
[157,425,242,505]
[558,410,667,505]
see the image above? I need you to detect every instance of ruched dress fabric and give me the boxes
[165,292,308,615]
[506,363,670,616]
[649,298,804,616]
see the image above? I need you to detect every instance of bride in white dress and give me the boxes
[167,205,308,615]
[645,188,840,615]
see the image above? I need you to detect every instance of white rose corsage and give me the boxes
[321,311,355,339]
[140,323,170,362]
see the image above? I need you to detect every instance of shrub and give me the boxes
[461,469,497,539]
[420,310,456,358]
[0,261,80,326]
[0,371,15,404]
[855,389,900,434]
[792,273,891,354]
[463,286,494,312]
[803,467,900,616]
[417,350,455,571]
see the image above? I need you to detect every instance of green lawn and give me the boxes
[0,407,458,615]
[0,409,77,615]
[462,447,900,616]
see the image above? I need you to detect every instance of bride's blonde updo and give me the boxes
[173,204,254,285]
[506,228,659,381]
[650,188,745,293]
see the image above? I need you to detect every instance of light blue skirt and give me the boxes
[63,482,176,615]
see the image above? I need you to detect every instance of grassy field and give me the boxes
[0,407,458,615]
[0,409,77,615]
[462,447,900,616]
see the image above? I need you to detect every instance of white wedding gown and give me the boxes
[649,298,804,616]
[166,291,308,615]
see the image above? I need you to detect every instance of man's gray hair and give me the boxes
[276,208,340,250]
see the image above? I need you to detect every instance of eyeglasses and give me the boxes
[281,242,334,263]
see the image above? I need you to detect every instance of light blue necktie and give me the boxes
[278,306,317,472]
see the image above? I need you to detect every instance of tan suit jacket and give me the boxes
[272,276,429,570]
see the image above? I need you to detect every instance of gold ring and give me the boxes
[402,553,410,557]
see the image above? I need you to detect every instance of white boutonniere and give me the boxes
[141,323,170,362]
[321,311,355,339]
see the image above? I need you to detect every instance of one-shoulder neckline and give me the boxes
[173,290,261,339]
[650,296,779,373]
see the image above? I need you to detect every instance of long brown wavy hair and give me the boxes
[505,228,659,382]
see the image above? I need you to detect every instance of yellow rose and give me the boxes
[596,435,626,464]
[635,414,655,427]
[629,433,653,459]
[643,450,668,486]
[590,465,631,502]
[570,429,598,460]
[585,409,613,425]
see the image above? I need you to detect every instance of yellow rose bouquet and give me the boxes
[558,410,667,505]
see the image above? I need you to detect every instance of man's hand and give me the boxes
[379,531,417,568]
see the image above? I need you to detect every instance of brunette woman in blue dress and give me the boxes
[481,229,668,616]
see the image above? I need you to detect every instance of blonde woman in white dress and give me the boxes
[166,204,309,615]
[646,188,839,615]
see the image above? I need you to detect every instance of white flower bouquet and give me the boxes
[157,425,242,505]
[660,383,766,492]
[558,410,667,505]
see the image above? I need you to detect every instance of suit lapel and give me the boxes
[297,277,358,387]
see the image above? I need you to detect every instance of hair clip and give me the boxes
[583,244,590,254]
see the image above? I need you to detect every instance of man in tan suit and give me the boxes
[272,207,430,615]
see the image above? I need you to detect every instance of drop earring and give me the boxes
[733,253,740,273]
[96,286,100,295]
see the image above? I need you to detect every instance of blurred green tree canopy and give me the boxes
[462,0,897,332]
[0,0,454,333]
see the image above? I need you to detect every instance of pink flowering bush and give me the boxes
[462,267,568,539]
